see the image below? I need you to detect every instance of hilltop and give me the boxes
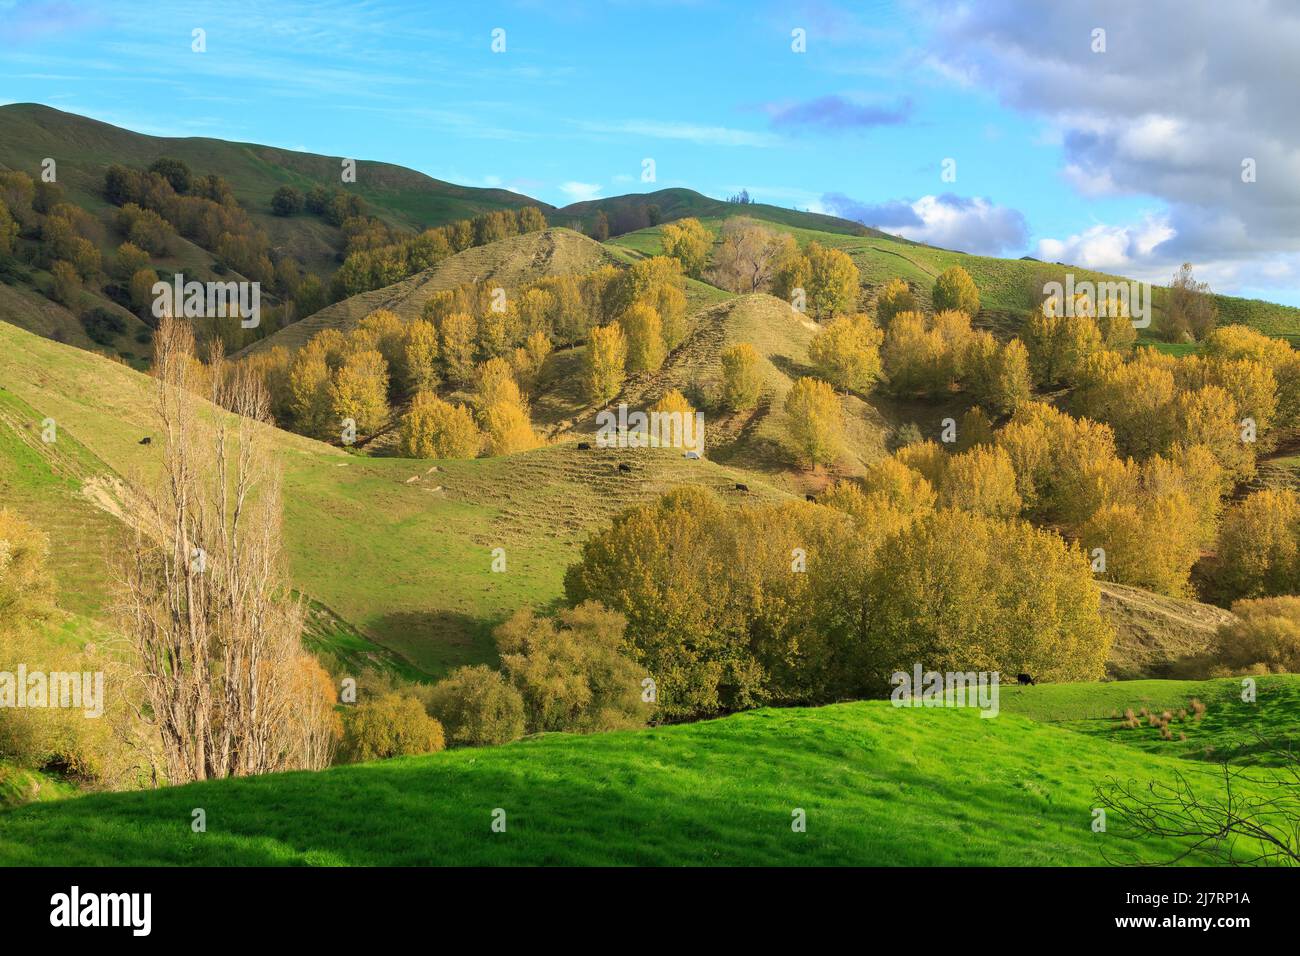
[245,227,627,352]
[553,186,891,240]
[0,103,546,253]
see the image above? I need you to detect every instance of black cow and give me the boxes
[805,494,816,502]
[1016,673,1035,686]
[577,442,591,450]
[734,483,749,492]
[618,463,632,473]
[139,436,152,445]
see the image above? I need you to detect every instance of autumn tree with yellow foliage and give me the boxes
[784,376,842,469]
[585,322,628,405]
[720,342,763,411]
[401,391,481,459]
[808,313,884,393]
[660,217,711,277]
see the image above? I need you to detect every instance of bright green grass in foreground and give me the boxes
[2,678,1295,866]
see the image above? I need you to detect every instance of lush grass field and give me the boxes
[1,677,1294,866]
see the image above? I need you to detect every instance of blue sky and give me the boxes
[2,0,1297,305]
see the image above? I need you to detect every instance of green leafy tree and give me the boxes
[932,266,979,316]
[426,665,526,747]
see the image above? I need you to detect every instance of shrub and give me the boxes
[342,693,445,762]
[495,602,648,733]
[426,665,526,747]
[80,307,127,346]
[1213,597,1300,674]
[270,185,303,216]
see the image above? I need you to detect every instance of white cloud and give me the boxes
[918,0,1300,297]
[572,119,779,148]
[1035,216,1176,272]
[824,192,1029,256]
[558,181,602,202]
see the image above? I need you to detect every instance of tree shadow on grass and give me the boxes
[371,610,497,679]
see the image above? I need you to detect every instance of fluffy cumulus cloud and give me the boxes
[1034,216,1175,272]
[916,0,1300,295]
[823,192,1029,256]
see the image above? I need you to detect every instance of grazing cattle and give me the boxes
[618,463,632,473]
[805,494,816,502]
[577,442,591,450]
[734,483,749,492]
[1016,673,1035,686]
[139,437,152,445]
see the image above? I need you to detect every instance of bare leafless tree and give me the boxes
[121,316,336,783]
[1094,734,1300,866]
[708,217,797,294]
[1162,262,1219,343]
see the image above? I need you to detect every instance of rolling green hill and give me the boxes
[611,218,1300,339]
[0,103,548,245]
[1,676,1294,866]
[553,186,894,239]
[0,103,555,368]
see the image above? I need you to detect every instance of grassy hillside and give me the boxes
[2,319,1238,679]
[573,292,889,492]
[1100,583,1237,680]
[0,103,554,366]
[0,321,787,674]
[0,103,547,246]
[2,676,1294,866]
[612,219,1300,338]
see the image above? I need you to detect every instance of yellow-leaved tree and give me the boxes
[784,376,842,469]
[329,348,390,437]
[807,313,883,392]
[401,391,481,459]
[620,302,667,373]
[585,321,628,405]
[660,217,711,277]
[720,342,763,411]
[932,265,979,316]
